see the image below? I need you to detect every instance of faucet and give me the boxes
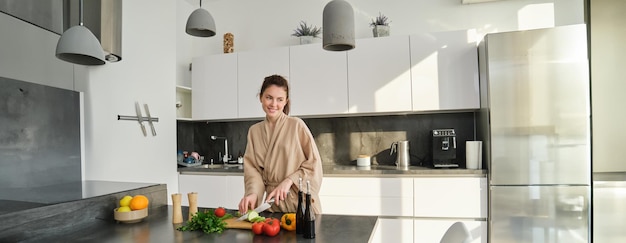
[211,136,231,163]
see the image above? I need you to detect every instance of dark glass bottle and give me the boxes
[303,180,316,239]
[296,178,304,234]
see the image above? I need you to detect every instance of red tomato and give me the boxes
[262,218,281,237]
[214,207,226,218]
[251,222,264,235]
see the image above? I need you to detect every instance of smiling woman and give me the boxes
[238,74,324,215]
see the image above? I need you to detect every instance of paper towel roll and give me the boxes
[466,141,482,169]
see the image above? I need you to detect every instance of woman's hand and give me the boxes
[266,178,293,206]
[238,194,258,214]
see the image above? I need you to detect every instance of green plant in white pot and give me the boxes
[370,12,390,37]
[292,21,322,44]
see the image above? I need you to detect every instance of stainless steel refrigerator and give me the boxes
[477,24,591,242]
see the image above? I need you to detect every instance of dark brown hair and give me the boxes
[260,74,290,115]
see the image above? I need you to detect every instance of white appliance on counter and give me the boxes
[478,24,591,242]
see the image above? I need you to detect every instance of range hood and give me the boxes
[64,0,122,62]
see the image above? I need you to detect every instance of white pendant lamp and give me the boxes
[323,0,355,51]
[56,0,105,66]
[186,0,216,37]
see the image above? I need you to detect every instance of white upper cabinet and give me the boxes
[290,43,349,116]
[237,47,290,119]
[410,30,479,111]
[347,36,413,113]
[189,31,480,120]
[191,53,238,120]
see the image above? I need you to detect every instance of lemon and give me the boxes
[119,195,133,207]
[117,206,131,212]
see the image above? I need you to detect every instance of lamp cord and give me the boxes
[200,0,202,7]
[79,0,84,26]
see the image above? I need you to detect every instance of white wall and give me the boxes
[180,0,583,55]
[75,0,179,201]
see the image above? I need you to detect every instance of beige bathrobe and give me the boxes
[243,112,323,214]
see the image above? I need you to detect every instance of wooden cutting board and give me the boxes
[223,218,253,229]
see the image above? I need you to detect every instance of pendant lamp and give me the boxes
[186,0,216,37]
[56,0,105,66]
[322,0,355,51]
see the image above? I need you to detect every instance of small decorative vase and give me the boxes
[300,36,314,45]
[373,25,390,37]
[223,33,234,53]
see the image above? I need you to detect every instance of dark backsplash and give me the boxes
[177,112,476,168]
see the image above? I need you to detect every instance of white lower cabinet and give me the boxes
[318,177,414,216]
[321,176,487,242]
[178,174,244,209]
[370,218,414,243]
[414,177,488,218]
[371,218,486,243]
[414,219,486,243]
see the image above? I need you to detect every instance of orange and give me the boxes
[129,195,149,210]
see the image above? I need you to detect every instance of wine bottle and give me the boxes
[296,177,304,234]
[303,180,316,239]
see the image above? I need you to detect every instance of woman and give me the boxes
[238,74,323,214]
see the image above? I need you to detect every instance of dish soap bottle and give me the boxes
[303,180,316,239]
[296,177,304,234]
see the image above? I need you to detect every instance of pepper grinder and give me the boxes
[171,193,183,224]
[187,192,198,220]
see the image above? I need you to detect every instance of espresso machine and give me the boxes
[431,129,458,168]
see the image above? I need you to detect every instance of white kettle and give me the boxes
[390,140,410,170]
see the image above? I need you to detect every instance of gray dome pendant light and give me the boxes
[56,0,105,66]
[186,0,216,37]
[322,0,355,51]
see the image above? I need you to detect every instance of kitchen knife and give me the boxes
[135,102,147,136]
[236,199,275,221]
[143,104,157,136]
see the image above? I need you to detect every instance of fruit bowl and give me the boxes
[114,207,148,223]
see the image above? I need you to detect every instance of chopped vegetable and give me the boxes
[247,210,259,222]
[244,210,266,223]
[177,209,232,234]
[281,213,296,231]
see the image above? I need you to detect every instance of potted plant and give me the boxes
[292,21,322,44]
[370,12,390,37]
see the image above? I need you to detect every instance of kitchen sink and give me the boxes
[197,164,243,170]
[200,164,225,169]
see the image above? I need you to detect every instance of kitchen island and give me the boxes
[177,164,489,242]
[40,205,378,243]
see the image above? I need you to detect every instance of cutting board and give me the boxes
[223,218,253,229]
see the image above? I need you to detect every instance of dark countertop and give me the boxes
[178,163,486,177]
[42,205,378,243]
[0,180,160,215]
